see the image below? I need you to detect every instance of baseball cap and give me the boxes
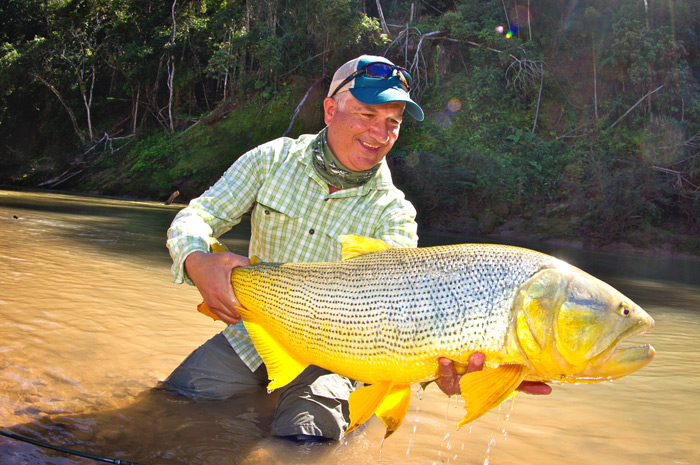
[327,55,424,121]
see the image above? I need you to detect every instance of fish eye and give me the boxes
[620,304,631,317]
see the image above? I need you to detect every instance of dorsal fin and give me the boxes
[339,235,392,260]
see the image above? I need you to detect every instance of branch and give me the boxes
[652,165,698,190]
[609,85,663,128]
[555,122,593,141]
[685,133,700,149]
[506,55,544,90]
[283,77,325,137]
[375,0,390,37]
[31,73,87,145]
[532,63,544,133]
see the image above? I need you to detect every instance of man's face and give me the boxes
[323,94,405,172]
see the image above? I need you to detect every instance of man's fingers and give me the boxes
[436,354,552,398]
[436,358,461,396]
[465,352,485,373]
[206,298,242,325]
[439,357,457,378]
[516,381,552,395]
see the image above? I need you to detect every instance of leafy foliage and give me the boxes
[1,0,700,252]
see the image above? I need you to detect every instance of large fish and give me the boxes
[199,235,655,438]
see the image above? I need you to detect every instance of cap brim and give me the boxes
[349,88,425,121]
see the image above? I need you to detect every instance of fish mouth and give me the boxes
[581,322,656,380]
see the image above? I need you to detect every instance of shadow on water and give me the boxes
[0,188,251,263]
[2,388,349,465]
[420,231,700,287]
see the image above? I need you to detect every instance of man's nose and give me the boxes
[368,121,390,144]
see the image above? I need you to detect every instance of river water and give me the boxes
[0,189,698,465]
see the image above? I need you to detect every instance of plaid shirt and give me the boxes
[167,132,418,370]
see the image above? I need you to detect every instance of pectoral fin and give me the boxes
[208,238,229,253]
[375,385,412,438]
[338,235,392,260]
[197,302,221,321]
[457,364,525,428]
[240,310,308,391]
[346,382,394,435]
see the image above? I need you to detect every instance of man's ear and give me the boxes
[323,97,337,125]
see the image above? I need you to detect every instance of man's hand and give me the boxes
[435,355,552,396]
[184,250,250,325]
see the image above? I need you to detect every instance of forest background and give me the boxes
[1,0,699,255]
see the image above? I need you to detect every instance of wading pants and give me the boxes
[160,333,355,441]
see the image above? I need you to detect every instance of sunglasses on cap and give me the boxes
[329,62,412,98]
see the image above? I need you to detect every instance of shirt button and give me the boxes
[309,229,315,235]
[264,209,270,215]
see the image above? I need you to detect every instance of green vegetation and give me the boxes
[1,0,699,254]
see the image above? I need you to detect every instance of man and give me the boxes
[164,55,549,442]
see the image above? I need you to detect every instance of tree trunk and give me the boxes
[375,0,390,37]
[32,73,87,145]
[132,87,140,135]
[593,44,599,120]
[166,0,178,134]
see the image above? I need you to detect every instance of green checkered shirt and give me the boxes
[167,132,418,371]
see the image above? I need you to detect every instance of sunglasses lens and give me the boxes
[397,71,410,91]
[363,63,411,92]
[365,63,394,78]
[399,69,412,86]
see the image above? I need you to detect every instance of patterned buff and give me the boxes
[312,127,380,189]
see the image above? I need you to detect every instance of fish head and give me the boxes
[512,265,655,383]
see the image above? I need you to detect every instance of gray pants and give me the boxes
[161,333,355,441]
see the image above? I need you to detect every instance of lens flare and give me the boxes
[447,98,462,113]
[405,152,420,168]
[434,112,452,128]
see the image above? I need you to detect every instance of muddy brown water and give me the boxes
[1,189,698,464]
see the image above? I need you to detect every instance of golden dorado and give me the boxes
[200,235,655,438]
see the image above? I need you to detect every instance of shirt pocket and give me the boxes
[252,196,302,239]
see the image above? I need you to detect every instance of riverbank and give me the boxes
[2,185,698,261]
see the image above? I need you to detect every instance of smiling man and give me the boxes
[163,55,547,443]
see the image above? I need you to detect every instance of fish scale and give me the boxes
[232,242,559,384]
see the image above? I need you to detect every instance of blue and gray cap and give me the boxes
[327,55,424,121]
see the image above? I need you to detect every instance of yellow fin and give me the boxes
[375,385,412,438]
[346,382,394,434]
[197,302,221,321]
[338,235,392,260]
[240,312,308,391]
[457,364,525,428]
[208,237,229,253]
